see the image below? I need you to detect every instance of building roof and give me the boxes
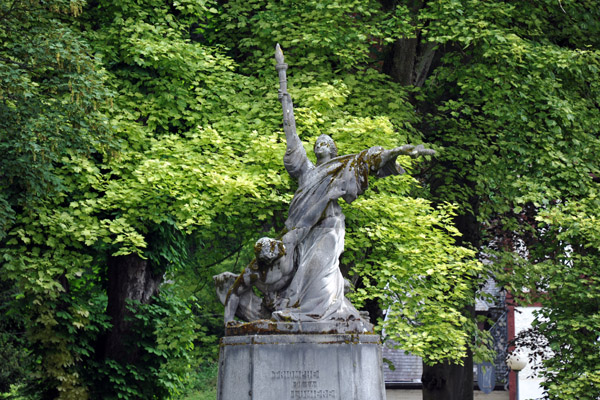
[382,341,422,384]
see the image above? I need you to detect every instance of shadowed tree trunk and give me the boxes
[422,349,474,400]
[102,254,162,364]
[383,36,436,87]
[381,0,436,87]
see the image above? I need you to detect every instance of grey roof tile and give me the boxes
[382,342,422,383]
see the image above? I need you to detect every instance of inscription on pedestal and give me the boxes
[290,389,335,399]
[217,334,385,400]
[270,370,337,399]
[271,370,319,380]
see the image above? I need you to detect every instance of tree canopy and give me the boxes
[1,1,599,399]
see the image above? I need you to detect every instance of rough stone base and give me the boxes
[224,318,373,336]
[217,333,386,400]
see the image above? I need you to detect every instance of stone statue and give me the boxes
[214,44,434,332]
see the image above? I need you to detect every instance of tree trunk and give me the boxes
[422,351,474,400]
[384,37,436,87]
[102,254,162,364]
[381,0,436,87]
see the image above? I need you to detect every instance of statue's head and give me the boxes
[314,134,338,165]
[253,237,285,269]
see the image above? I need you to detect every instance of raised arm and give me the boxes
[275,44,311,179]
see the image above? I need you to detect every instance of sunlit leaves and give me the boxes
[344,187,482,364]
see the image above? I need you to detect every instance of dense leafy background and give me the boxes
[1,0,599,399]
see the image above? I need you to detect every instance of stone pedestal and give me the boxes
[217,333,386,400]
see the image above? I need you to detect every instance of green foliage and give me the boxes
[503,195,600,400]
[0,1,491,397]
[8,0,600,398]
[0,281,31,394]
[208,0,412,74]
[0,0,116,397]
[0,0,113,239]
[345,190,483,364]
[411,0,600,396]
[88,287,200,400]
[420,0,600,217]
[178,363,218,400]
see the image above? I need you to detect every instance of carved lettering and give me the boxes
[270,369,335,399]
[293,381,317,389]
[271,370,320,380]
[290,389,336,398]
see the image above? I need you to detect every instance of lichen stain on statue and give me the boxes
[213,44,435,335]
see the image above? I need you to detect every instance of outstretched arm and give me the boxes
[388,144,436,160]
[275,44,311,179]
[373,144,436,178]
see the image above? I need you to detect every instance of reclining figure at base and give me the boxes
[216,236,291,323]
